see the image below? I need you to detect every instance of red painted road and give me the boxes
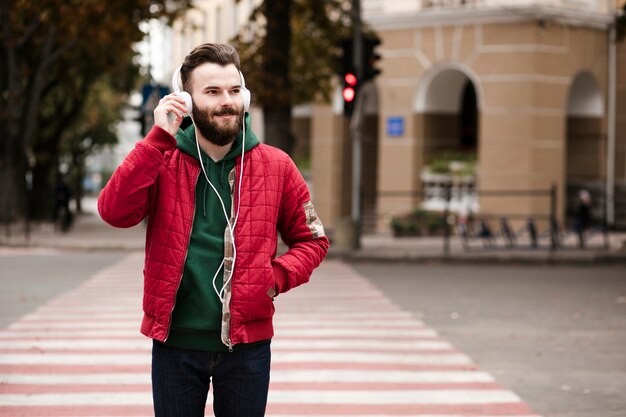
[0,254,541,417]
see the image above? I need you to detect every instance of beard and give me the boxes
[192,105,243,147]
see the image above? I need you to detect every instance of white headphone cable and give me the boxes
[174,66,247,304]
[190,109,246,304]
[218,113,245,301]
[193,130,236,304]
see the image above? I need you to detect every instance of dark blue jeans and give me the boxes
[152,340,271,417]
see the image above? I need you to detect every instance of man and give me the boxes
[98,43,329,417]
[574,189,592,247]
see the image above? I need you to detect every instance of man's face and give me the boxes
[188,62,244,147]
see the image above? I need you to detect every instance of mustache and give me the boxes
[213,107,239,117]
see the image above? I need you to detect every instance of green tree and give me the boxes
[59,77,127,214]
[231,0,352,155]
[0,0,190,222]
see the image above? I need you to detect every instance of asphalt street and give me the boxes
[354,262,626,417]
[0,251,126,329]
[0,251,624,416]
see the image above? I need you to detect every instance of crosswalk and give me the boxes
[0,254,541,417]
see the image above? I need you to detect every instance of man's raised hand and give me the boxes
[154,94,189,137]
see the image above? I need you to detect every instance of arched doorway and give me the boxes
[460,81,478,152]
[565,72,605,225]
[414,67,481,213]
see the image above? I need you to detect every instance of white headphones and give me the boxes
[171,64,250,305]
[171,65,251,113]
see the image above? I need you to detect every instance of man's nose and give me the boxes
[220,91,236,107]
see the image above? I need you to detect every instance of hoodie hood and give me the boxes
[175,113,260,162]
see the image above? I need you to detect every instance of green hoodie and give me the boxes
[165,114,260,351]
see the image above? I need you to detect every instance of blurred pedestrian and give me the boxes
[98,43,329,417]
[53,175,73,232]
[574,189,591,248]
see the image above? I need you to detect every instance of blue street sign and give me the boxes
[386,117,404,137]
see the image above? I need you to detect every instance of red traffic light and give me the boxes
[344,72,357,86]
[342,86,356,102]
[343,72,357,103]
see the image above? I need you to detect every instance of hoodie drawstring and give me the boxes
[203,182,208,217]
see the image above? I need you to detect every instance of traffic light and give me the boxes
[338,34,382,116]
[339,39,356,116]
[363,35,381,82]
[342,71,358,116]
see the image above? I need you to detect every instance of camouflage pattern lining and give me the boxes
[303,201,325,239]
[220,168,236,349]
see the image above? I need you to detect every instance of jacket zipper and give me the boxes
[163,170,200,342]
[224,165,238,353]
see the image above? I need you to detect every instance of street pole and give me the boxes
[350,0,363,250]
[606,21,616,226]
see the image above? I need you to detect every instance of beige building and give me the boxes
[169,0,626,235]
[314,0,626,236]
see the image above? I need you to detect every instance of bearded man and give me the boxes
[98,43,329,417]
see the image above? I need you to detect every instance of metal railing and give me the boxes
[363,184,611,255]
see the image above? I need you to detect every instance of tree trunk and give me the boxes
[0,140,27,222]
[261,0,294,155]
[1,20,56,222]
[71,150,84,214]
[30,157,56,221]
[264,106,294,154]
[1,15,27,222]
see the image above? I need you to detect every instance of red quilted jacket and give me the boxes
[98,126,329,346]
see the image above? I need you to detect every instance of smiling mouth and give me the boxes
[214,109,238,117]
[215,115,236,124]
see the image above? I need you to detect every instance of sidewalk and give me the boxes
[352,232,626,264]
[1,198,625,264]
[0,198,145,253]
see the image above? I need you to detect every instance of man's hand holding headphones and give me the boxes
[154,94,189,137]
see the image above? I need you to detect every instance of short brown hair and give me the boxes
[180,43,241,92]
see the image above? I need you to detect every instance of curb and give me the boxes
[327,248,626,265]
[4,242,625,264]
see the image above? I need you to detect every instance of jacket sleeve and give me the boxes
[272,157,330,295]
[97,126,176,228]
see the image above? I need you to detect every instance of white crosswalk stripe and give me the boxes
[0,338,452,351]
[0,389,522,406]
[0,254,542,417]
[0,369,495,385]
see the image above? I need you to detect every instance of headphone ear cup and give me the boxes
[241,88,251,112]
[176,91,193,114]
[172,66,192,114]
[239,72,251,112]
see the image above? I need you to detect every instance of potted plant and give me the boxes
[390,209,445,237]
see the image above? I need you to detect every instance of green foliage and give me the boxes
[0,0,192,220]
[60,77,125,156]
[426,151,476,176]
[390,209,446,237]
[292,154,311,173]
[231,0,352,107]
